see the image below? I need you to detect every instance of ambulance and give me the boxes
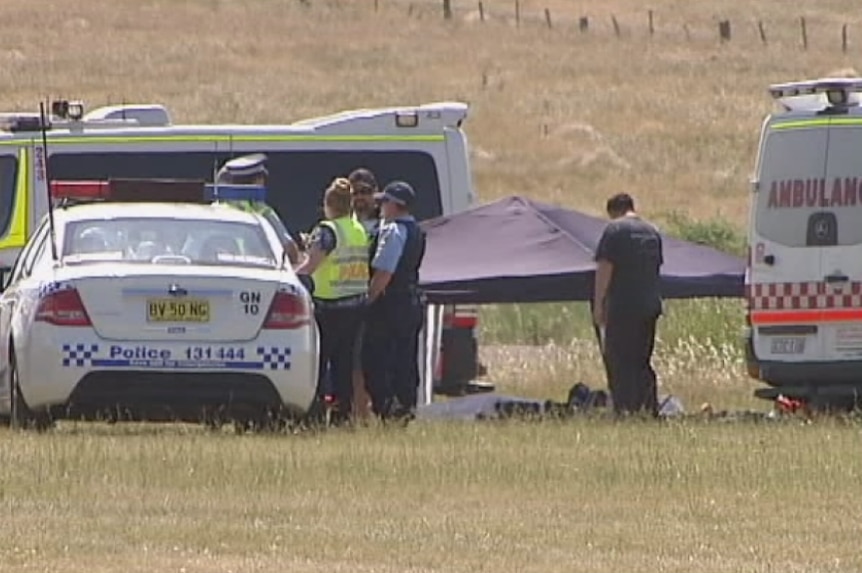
[746,77,862,405]
[0,99,485,398]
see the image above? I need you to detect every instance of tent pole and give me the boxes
[589,300,612,387]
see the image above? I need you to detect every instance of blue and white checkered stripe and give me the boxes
[61,343,99,367]
[256,347,291,370]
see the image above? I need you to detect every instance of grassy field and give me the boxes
[1,0,861,570]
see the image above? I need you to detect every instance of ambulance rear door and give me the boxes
[749,122,828,363]
[816,121,862,361]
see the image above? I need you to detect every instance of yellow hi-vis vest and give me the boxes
[312,216,369,300]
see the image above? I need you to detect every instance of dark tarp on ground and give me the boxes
[418,196,746,305]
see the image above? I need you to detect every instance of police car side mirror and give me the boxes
[763,254,775,266]
[0,267,12,292]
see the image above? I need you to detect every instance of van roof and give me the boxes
[0,101,470,140]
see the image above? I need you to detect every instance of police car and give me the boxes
[0,179,318,429]
[746,76,862,405]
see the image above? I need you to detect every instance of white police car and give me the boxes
[0,179,318,430]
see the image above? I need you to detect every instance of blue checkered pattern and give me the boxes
[257,347,291,370]
[61,343,99,367]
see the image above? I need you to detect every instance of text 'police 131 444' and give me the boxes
[108,345,246,361]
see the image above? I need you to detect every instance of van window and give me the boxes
[755,128,829,247]
[0,155,19,238]
[48,150,444,238]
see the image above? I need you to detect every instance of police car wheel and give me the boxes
[9,349,53,432]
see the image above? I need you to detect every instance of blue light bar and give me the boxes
[204,184,267,203]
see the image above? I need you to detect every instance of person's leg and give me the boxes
[638,315,660,417]
[330,307,363,421]
[603,314,638,415]
[362,306,394,417]
[351,322,372,420]
[311,306,336,421]
[392,301,424,413]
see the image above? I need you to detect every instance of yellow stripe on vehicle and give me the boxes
[0,147,29,247]
[771,117,862,130]
[0,134,446,146]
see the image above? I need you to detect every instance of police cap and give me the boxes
[375,180,415,207]
[221,153,268,179]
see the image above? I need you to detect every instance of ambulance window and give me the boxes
[819,126,862,246]
[0,155,19,239]
[48,149,444,238]
[258,150,444,233]
[755,129,829,247]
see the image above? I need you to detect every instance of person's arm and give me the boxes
[592,225,618,327]
[261,208,300,265]
[368,223,406,303]
[294,225,336,275]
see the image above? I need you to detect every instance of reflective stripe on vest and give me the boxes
[312,216,369,300]
[0,148,29,252]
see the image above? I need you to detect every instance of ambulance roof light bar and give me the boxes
[769,77,862,110]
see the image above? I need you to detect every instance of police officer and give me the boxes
[348,168,381,236]
[294,177,369,424]
[216,153,301,265]
[347,167,381,419]
[363,181,426,421]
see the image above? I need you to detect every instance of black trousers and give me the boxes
[315,302,364,415]
[362,295,424,417]
[604,312,659,417]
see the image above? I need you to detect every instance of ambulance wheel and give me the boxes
[9,348,53,432]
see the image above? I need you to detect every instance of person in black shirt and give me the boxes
[593,193,663,417]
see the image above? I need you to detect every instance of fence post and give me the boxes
[800,16,808,50]
[478,1,484,22]
[374,0,378,12]
[843,23,848,54]
[515,0,520,27]
[757,20,767,45]
[611,15,621,37]
[545,8,552,29]
[443,0,452,20]
[683,23,691,41]
[719,20,731,42]
[579,16,589,33]
[648,10,655,36]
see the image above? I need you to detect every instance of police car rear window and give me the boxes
[755,127,862,247]
[0,155,18,239]
[62,217,276,268]
[48,150,444,238]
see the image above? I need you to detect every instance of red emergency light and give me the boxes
[49,178,208,203]
[50,180,110,200]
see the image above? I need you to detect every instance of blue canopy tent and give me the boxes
[414,195,746,417]
[419,195,745,304]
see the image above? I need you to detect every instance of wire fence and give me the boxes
[350,0,861,54]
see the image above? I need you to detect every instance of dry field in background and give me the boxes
[1,1,861,571]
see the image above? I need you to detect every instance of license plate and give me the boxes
[770,337,806,355]
[146,298,210,323]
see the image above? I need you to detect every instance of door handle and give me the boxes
[825,273,849,283]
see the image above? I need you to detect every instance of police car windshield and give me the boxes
[61,217,277,268]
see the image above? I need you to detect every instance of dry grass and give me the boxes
[3,420,862,573]
[1,0,860,570]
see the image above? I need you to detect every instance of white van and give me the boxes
[746,77,862,405]
[0,100,485,398]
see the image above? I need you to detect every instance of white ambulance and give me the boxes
[0,100,485,399]
[746,77,862,405]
